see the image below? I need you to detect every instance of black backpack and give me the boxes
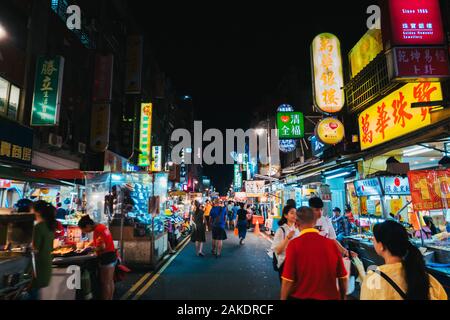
[272,226,286,271]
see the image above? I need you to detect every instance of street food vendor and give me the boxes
[78,216,117,300]
[29,201,57,300]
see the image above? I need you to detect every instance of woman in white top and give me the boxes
[271,205,299,281]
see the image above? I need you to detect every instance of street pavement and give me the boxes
[116,229,280,300]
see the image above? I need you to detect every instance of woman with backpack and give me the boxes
[271,205,299,282]
[360,220,447,300]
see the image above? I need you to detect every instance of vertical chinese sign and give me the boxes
[311,33,345,114]
[31,56,64,126]
[358,82,443,150]
[234,164,242,191]
[151,146,162,172]
[138,103,152,167]
[276,112,304,139]
[408,170,450,212]
[125,36,143,94]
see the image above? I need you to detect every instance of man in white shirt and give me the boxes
[308,197,356,258]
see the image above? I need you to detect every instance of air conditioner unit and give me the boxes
[78,142,87,154]
[48,133,63,148]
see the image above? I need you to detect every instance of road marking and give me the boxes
[120,235,191,300]
[120,271,152,300]
[132,236,191,300]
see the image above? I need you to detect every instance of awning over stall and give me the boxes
[0,166,73,186]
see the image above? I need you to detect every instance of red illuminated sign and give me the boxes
[0,180,12,188]
[384,0,445,47]
[389,47,450,80]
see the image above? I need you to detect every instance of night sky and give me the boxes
[132,1,376,194]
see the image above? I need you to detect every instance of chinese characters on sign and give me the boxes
[384,0,445,47]
[381,176,410,195]
[276,112,304,139]
[151,146,162,172]
[31,56,65,126]
[408,170,450,211]
[244,181,265,197]
[354,178,383,197]
[349,29,383,79]
[358,82,443,150]
[390,47,450,80]
[311,33,344,114]
[0,117,33,165]
[138,103,153,167]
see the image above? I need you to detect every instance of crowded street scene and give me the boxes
[1,0,450,312]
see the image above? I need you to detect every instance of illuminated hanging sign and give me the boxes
[382,176,410,195]
[389,47,450,81]
[245,181,265,197]
[311,33,345,114]
[277,112,304,139]
[151,146,162,172]
[234,164,243,191]
[382,0,445,48]
[138,103,153,167]
[315,118,345,145]
[358,82,443,151]
[31,56,65,126]
[354,178,383,197]
[349,29,383,78]
[279,139,297,153]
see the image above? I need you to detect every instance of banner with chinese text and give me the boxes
[359,82,443,150]
[408,170,450,212]
[31,56,65,126]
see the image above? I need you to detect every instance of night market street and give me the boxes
[1,0,450,309]
[116,230,279,300]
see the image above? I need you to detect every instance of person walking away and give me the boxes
[226,201,234,230]
[191,200,206,257]
[246,205,253,230]
[204,200,212,232]
[29,201,57,300]
[232,202,240,230]
[55,203,68,220]
[281,206,348,300]
[271,206,299,281]
[309,197,356,258]
[236,203,248,245]
[361,220,447,300]
[331,207,350,244]
[78,215,117,300]
[210,199,227,257]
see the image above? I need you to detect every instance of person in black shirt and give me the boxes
[235,203,248,245]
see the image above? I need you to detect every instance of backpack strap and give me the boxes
[280,225,286,239]
[378,271,407,300]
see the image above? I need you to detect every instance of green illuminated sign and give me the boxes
[31,56,65,126]
[138,103,152,167]
[277,112,304,139]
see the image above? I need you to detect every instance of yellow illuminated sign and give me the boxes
[349,29,383,79]
[315,118,345,145]
[311,33,345,114]
[359,82,443,151]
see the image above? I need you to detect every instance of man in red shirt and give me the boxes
[281,206,348,300]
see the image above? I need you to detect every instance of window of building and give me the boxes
[0,76,21,121]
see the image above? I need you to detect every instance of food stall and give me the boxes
[0,209,33,299]
[85,172,170,266]
[344,170,450,295]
